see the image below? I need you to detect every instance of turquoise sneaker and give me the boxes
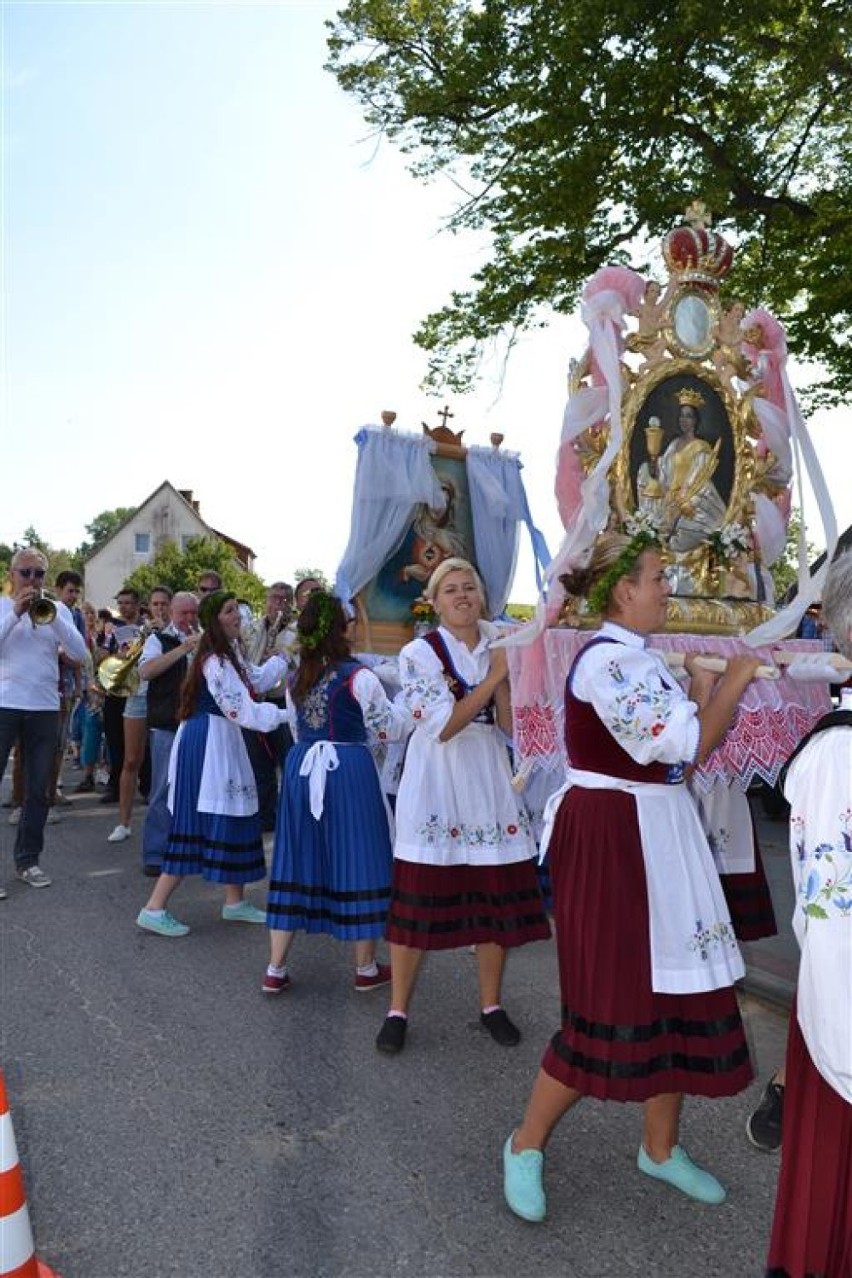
[136,908,189,937]
[221,901,266,925]
[503,1133,546,1222]
[637,1144,726,1204]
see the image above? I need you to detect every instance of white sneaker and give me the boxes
[8,808,21,826]
[107,824,132,843]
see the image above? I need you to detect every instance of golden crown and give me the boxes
[676,388,705,409]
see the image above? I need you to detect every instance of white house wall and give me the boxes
[84,490,210,607]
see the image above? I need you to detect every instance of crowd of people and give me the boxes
[2,540,850,1277]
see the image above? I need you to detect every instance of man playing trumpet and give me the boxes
[0,548,88,894]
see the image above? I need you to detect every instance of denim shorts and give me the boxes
[123,692,148,720]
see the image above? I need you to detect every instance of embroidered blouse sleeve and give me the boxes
[573,642,699,766]
[785,730,852,946]
[244,654,288,695]
[351,668,413,744]
[204,656,287,732]
[399,639,454,741]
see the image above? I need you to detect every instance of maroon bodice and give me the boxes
[564,637,680,785]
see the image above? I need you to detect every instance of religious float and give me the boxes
[335,407,550,654]
[507,204,842,850]
[334,205,845,859]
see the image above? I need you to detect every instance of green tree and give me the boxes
[77,508,136,561]
[327,0,852,405]
[769,508,820,602]
[0,530,77,583]
[122,537,268,610]
[294,567,331,590]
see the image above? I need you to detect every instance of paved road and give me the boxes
[2,774,791,1278]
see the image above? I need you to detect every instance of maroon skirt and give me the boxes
[384,857,550,951]
[720,810,777,942]
[767,1003,852,1278]
[541,788,753,1103]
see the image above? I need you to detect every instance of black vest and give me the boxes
[146,633,188,732]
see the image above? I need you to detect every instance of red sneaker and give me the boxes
[354,962,391,993]
[262,971,291,996]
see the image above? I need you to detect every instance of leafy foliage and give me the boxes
[769,508,819,601]
[327,0,852,405]
[122,537,268,610]
[294,567,331,590]
[0,529,79,584]
[77,508,136,560]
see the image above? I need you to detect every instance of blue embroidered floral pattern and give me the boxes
[301,671,334,731]
[402,657,451,713]
[210,662,249,721]
[362,698,396,739]
[602,660,674,745]
[417,810,531,849]
[687,917,739,961]
[791,809,852,924]
[706,825,731,864]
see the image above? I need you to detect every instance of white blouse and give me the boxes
[168,651,289,817]
[785,725,852,1104]
[571,621,700,768]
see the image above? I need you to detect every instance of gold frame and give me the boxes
[664,286,721,360]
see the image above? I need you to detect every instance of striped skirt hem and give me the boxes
[385,858,550,951]
[542,991,753,1102]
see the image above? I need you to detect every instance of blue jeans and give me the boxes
[0,708,59,870]
[142,727,175,871]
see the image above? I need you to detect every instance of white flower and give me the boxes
[624,509,664,538]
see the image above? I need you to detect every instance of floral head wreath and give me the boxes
[298,591,340,651]
[587,530,661,615]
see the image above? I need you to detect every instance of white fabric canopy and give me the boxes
[335,427,446,607]
[467,445,550,616]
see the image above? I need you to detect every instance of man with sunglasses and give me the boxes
[0,549,88,894]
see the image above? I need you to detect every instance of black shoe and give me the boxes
[746,1078,784,1152]
[75,777,95,793]
[99,790,118,804]
[376,1015,407,1055]
[480,1008,521,1047]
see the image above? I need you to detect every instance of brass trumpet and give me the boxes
[29,591,57,627]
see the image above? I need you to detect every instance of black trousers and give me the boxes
[102,694,125,794]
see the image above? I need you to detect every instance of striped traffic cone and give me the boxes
[0,1069,60,1278]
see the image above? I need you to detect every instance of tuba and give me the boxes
[97,629,148,697]
[29,591,57,627]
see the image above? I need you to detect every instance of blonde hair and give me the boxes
[425,557,488,612]
[10,547,48,571]
[560,531,655,618]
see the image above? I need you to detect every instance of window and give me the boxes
[134,532,151,555]
[180,534,194,552]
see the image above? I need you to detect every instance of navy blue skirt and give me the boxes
[266,741,392,940]
[162,716,266,885]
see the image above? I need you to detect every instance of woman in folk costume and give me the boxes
[137,591,288,938]
[766,550,852,1278]
[375,558,550,1057]
[263,592,411,995]
[503,530,762,1222]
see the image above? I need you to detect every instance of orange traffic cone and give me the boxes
[0,1069,60,1278]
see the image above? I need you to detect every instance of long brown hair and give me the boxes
[178,591,245,722]
[291,592,352,705]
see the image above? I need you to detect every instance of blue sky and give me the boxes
[2,1,847,600]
